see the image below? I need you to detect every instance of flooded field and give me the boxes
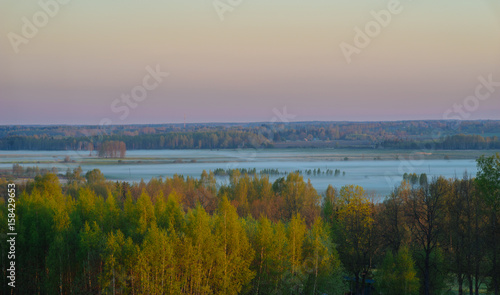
[1,149,495,198]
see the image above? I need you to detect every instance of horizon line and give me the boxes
[2,119,500,128]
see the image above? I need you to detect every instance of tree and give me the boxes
[103,192,120,233]
[249,216,274,294]
[476,153,500,295]
[375,246,419,295]
[101,230,137,294]
[136,225,176,294]
[285,213,308,294]
[231,171,250,217]
[46,189,74,295]
[322,185,337,225]
[10,163,499,294]
[442,174,488,295]
[280,172,320,225]
[85,169,105,185]
[304,217,346,295]
[78,221,105,294]
[377,181,411,254]
[98,141,126,158]
[413,248,449,295]
[17,188,54,294]
[182,204,217,294]
[12,163,23,176]
[335,185,375,295]
[405,177,448,295]
[213,196,255,294]
[136,190,156,236]
[247,219,293,294]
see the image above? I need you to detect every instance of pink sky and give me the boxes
[1,0,499,124]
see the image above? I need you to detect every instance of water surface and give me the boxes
[0,149,481,198]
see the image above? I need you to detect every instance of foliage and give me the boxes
[3,172,345,294]
[375,247,419,295]
[1,121,499,150]
[1,153,499,294]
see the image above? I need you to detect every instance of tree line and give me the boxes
[1,121,499,150]
[1,133,498,152]
[0,153,499,294]
[381,134,500,150]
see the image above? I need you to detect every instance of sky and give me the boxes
[1,0,499,125]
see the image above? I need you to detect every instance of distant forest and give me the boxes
[1,120,500,151]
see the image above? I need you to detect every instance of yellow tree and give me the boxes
[213,195,255,294]
[181,205,216,294]
[270,221,290,293]
[136,225,177,295]
[250,216,274,294]
[335,185,375,295]
[101,230,137,294]
[286,213,307,294]
[136,190,156,235]
[281,172,320,224]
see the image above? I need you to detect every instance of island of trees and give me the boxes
[0,153,499,295]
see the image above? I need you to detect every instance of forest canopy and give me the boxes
[0,153,499,294]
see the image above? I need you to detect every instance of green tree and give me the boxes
[78,221,105,294]
[17,188,53,294]
[405,177,448,295]
[304,217,346,295]
[103,192,120,233]
[46,188,75,294]
[476,153,500,294]
[375,246,419,295]
[322,185,337,225]
[101,230,137,294]
[442,175,486,295]
[377,181,411,254]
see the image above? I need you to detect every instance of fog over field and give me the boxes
[1,149,495,197]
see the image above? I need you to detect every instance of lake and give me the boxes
[0,149,487,199]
